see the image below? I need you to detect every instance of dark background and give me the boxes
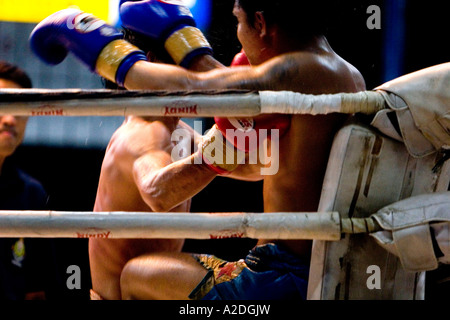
[9,0,450,300]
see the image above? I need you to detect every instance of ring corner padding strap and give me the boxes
[392,224,439,271]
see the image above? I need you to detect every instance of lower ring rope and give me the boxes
[0,210,380,240]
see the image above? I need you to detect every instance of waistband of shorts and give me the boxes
[244,243,310,275]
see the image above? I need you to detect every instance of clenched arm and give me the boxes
[125,55,299,188]
[133,151,216,212]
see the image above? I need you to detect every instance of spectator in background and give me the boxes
[0,60,51,300]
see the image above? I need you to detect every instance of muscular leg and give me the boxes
[120,251,208,300]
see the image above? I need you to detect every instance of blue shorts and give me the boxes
[189,243,309,300]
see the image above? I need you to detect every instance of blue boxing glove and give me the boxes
[120,0,213,67]
[29,8,147,86]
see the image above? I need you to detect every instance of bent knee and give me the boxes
[120,256,164,300]
[120,257,144,300]
[120,253,208,300]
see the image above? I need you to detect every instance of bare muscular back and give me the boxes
[89,117,191,300]
[257,49,366,257]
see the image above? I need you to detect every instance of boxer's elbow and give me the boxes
[149,197,171,213]
[136,173,172,212]
[143,183,172,213]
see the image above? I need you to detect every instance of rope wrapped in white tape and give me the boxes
[259,90,386,115]
[0,89,386,117]
[0,211,348,240]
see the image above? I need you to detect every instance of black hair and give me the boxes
[0,60,32,88]
[122,28,174,64]
[236,0,337,41]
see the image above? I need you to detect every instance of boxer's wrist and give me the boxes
[199,125,245,175]
[95,39,147,85]
[186,54,225,73]
[214,115,291,153]
[164,26,213,68]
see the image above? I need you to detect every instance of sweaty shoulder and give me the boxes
[113,118,174,157]
[256,51,366,94]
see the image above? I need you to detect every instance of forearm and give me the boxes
[135,153,216,212]
[225,163,265,182]
[189,54,226,72]
[123,57,261,91]
[124,60,195,90]
[30,6,279,92]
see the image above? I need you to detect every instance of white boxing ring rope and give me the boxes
[0,89,386,241]
[0,88,439,242]
[0,210,381,240]
[0,65,447,274]
[0,89,386,117]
